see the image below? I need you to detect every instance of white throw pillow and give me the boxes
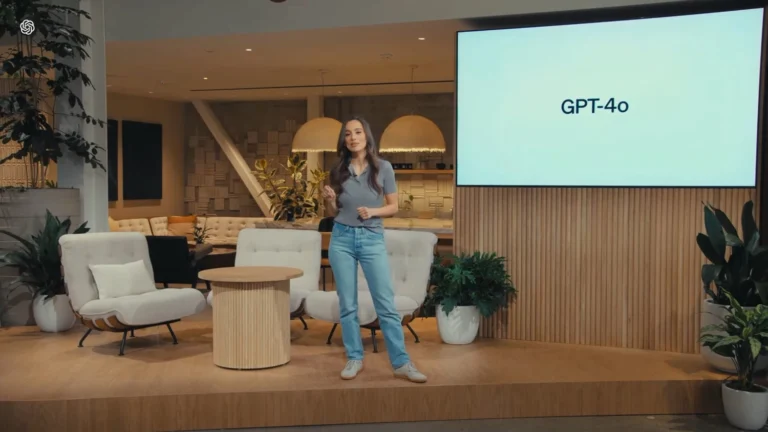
[89,260,157,299]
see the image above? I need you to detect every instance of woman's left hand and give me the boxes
[357,207,375,220]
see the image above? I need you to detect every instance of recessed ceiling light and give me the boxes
[148,91,153,94]
[418,37,426,40]
[203,77,208,80]
[245,48,252,52]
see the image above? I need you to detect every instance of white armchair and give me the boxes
[304,230,437,352]
[59,232,207,356]
[206,228,321,329]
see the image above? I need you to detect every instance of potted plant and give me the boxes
[252,153,329,221]
[696,200,768,372]
[0,1,105,324]
[193,220,210,245]
[0,209,89,332]
[424,251,517,344]
[700,291,768,430]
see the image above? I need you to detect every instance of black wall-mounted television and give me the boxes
[121,120,163,200]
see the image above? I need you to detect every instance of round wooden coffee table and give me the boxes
[198,266,303,370]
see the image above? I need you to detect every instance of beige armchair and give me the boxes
[59,232,206,356]
[207,228,321,329]
[304,230,436,352]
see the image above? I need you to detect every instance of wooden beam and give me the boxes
[191,100,272,216]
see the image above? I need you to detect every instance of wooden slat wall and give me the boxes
[455,187,756,353]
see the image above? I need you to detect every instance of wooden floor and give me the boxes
[0,308,728,432]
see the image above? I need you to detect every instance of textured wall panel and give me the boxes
[455,187,756,353]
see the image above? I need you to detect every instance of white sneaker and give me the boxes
[340,360,363,380]
[393,362,427,383]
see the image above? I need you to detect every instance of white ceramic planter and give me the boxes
[436,304,480,345]
[0,188,82,327]
[32,294,76,333]
[722,382,768,431]
[700,300,768,373]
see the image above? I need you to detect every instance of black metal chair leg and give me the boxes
[406,324,420,343]
[166,323,178,344]
[191,280,197,289]
[130,329,135,338]
[327,323,337,344]
[299,316,308,330]
[163,282,169,288]
[205,281,211,290]
[119,331,128,356]
[371,328,378,353]
[322,269,326,291]
[78,328,92,347]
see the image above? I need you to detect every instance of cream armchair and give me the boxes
[59,232,207,356]
[206,228,321,329]
[304,230,437,352]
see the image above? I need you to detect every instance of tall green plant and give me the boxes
[0,209,88,299]
[425,251,517,317]
[696,200,768,307]
[700,291,768,392]
[0,0,105,188]
[252,153,329,221]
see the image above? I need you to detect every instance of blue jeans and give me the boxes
[328,223,410,369]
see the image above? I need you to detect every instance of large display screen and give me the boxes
[456,7,766,187]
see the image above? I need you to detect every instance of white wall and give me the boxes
[103,0,675,41]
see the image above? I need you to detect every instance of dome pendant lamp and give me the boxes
[380,65,445,153]
[291,70,342,152]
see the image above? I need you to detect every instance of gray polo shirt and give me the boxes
[334,159,396,231]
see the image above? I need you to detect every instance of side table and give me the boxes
[198,266,303,370]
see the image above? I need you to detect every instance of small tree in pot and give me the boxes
[696,200,768,372]
[424,251,516,344]
[700,291,768,431]
[0,209,89,332]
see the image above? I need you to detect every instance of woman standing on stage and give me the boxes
[321,116,426,383]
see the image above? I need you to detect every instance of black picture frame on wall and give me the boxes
[107,119,118,202]
[122,120,163,200]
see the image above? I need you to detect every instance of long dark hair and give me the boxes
[329,116,383,209]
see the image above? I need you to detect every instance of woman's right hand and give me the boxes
[322,185,336,202]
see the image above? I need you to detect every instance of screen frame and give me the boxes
[454,0,768,189]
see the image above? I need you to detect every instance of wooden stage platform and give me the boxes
[0,309,727,432]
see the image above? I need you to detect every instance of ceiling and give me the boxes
[106,19,468,102]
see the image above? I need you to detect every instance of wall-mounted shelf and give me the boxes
[394,169,454,175]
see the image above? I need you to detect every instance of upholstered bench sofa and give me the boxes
[108,217,153,235]
[151,216,276,246]
[109,215,278,247]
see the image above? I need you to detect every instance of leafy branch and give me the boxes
[252,153,329,221]
[700,291,768,392]
[0,0,106,188]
